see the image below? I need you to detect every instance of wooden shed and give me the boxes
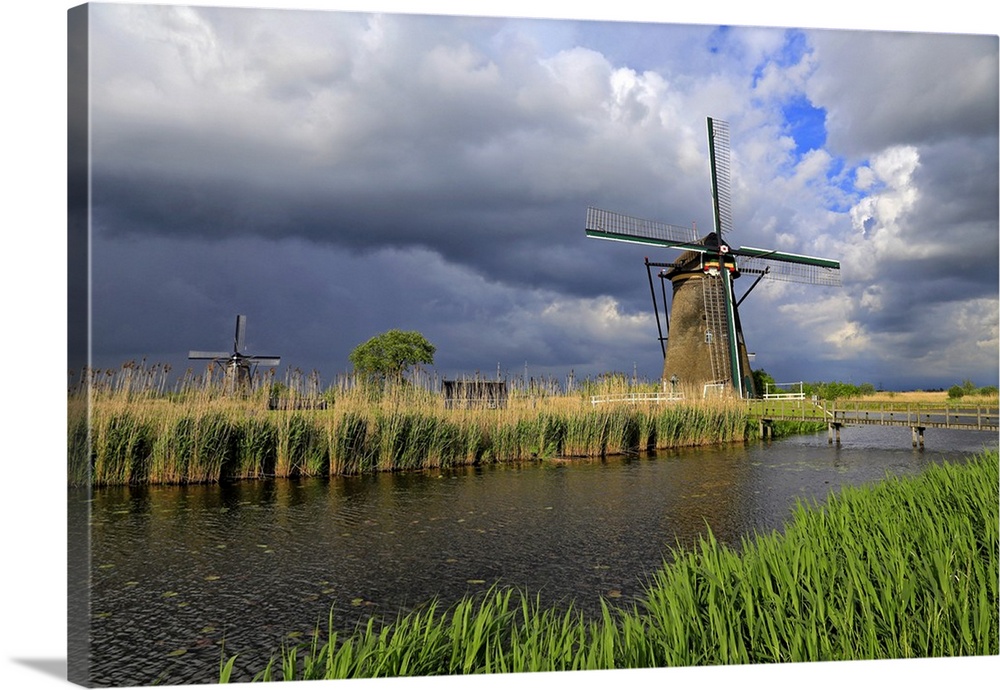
[442,379,508,409]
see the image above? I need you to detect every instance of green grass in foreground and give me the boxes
[222,449,999,681]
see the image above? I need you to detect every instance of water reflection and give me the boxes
[81,427,995,686]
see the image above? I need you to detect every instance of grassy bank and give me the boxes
[225,449,998,681]
[71,371,802,485]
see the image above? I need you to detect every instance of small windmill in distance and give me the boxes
[188,314,281,393]
[586,117,841,398]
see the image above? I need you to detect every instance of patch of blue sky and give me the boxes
[780,94,868,213]
[748,29,827,156]
[782,94,827,154]
[826,157,866,213]
[775,29,809,67]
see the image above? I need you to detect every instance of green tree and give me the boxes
[349,329,436,383]
[751,369,776,397]
[801,380,877,400]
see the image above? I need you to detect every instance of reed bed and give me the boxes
[73,366,772,486]
[627,448,999,665]
[224,449,998,681]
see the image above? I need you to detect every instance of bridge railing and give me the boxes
[752,398,998,431]
[822,401,998,430]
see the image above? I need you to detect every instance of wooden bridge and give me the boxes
[755,399,999,447]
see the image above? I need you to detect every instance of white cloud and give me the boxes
[847,146,920,268]
[539,295,651,342]
[540,47,613,112]
[773,293,861,359]
[854,165,876,190]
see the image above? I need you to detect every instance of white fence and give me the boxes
[590,392,684,406]
[763,381,805,400]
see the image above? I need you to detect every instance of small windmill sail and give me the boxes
[585,117,841,398]
[189,314,281,392]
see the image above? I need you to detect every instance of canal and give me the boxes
[77,425,996,686]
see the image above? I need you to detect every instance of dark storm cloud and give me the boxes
[88,7,709,304]
[89,231,655,383]
[92,164,645,310]
[807,30,999,157]
[912,136,1000,235]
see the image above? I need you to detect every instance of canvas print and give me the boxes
[67,2,999,687]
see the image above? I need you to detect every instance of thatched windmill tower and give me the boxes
[586,118,841,398]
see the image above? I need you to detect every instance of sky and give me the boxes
[72,3,999,393]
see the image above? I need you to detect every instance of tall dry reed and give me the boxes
[76,363,774,486]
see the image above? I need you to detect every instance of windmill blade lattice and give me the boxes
[736,250,841,286]
[708,118,733,242]
[585,207,704,249]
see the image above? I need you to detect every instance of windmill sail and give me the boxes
[585,207,703,250]
[234,314,247,353]
[188,350,232,360]
[735,248,841,286]
[708,117,733,243]
[705,118,742,394]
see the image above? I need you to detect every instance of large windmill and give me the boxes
[188,314,281,392]
[585,118,841,398]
